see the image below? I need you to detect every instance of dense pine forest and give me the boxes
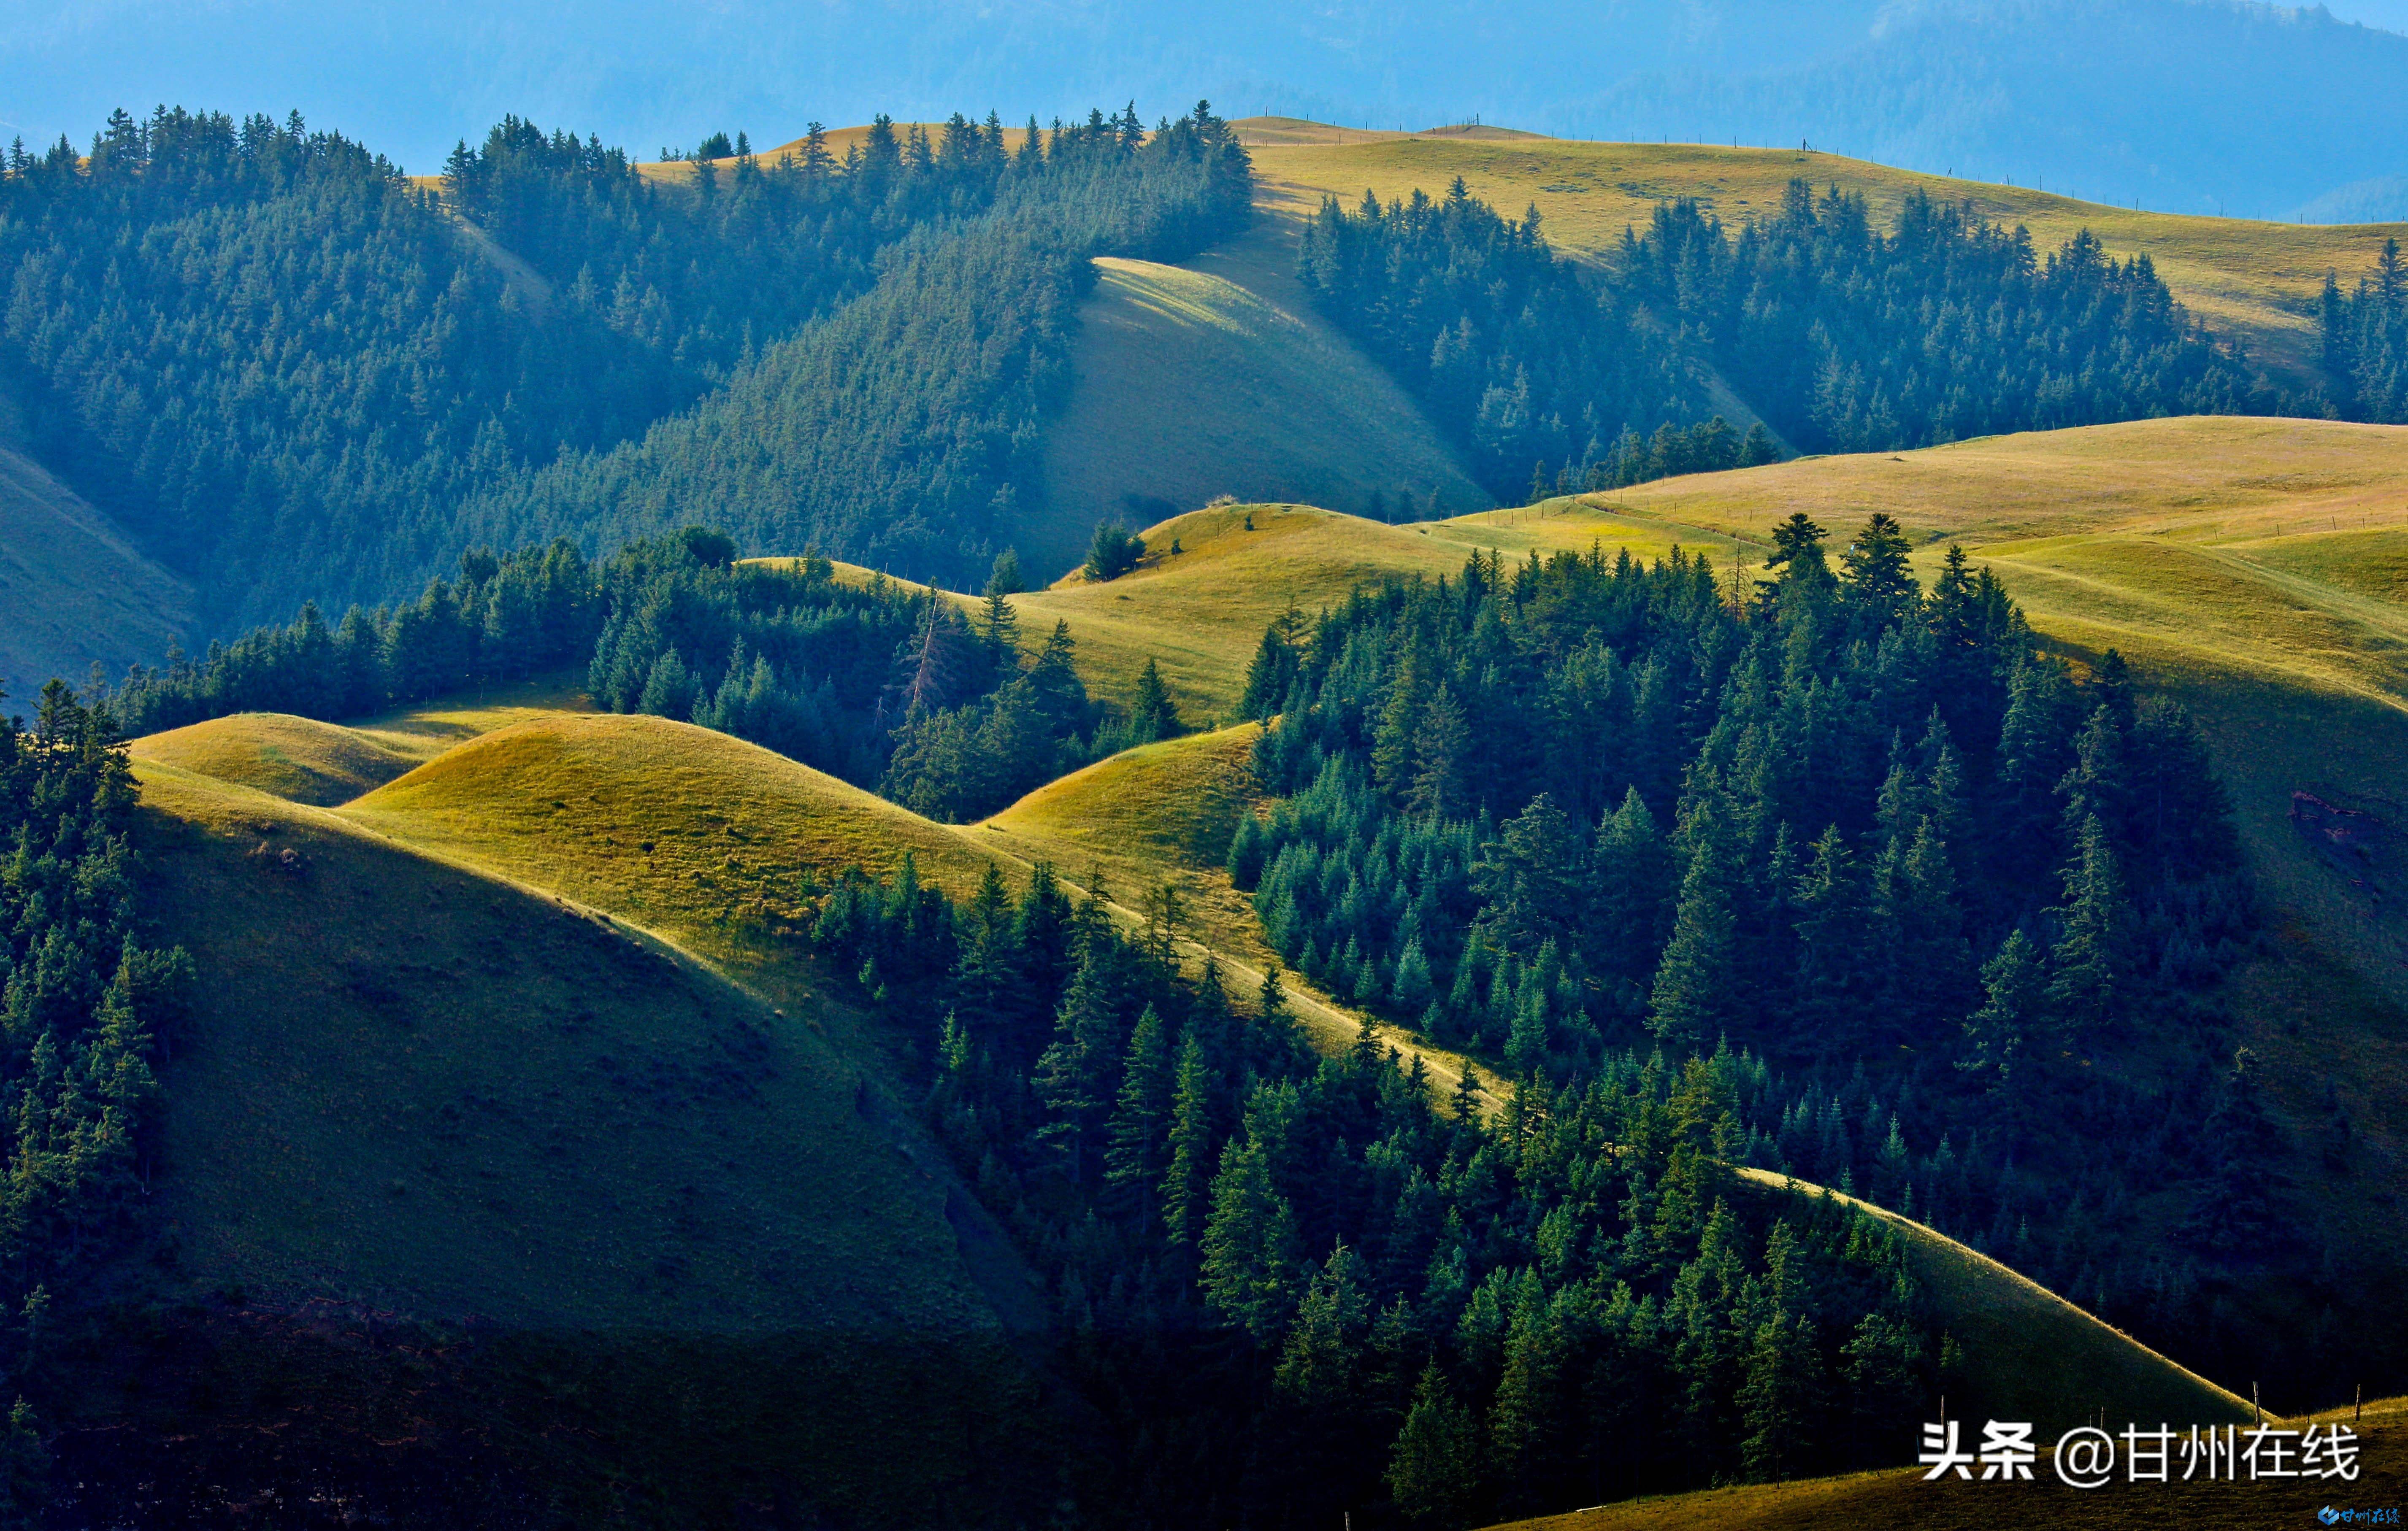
[1297,178,2286,497]
[806,855,1943,1527]
[0,103,1251,629]
[1222,522,2302,1392]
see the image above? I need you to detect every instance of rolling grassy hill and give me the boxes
[122,751,1050,1521]
[823,498,1751,724]
[131,714,421,807]
[1238,120,2408,384]
[327,708,1479,1099]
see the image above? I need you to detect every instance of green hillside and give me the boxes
[185,707,2275,1523]
[1731,1171,2246,1434]
[130,713,419,806]
[1031,217,1491,569]
[1240,122,2408,384]
[122,753,1050,1522]
[134,759,1004,1331]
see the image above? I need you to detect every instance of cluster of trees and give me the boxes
[1297,178,2282,503]
[106,528,1165,823]
[2320,237,2408,421]
[474,103,1255,588]
[1223,524,2267,1356]
[0,682,191,1504]
[805,856,1945,1526]
[0,101,1253,629]
[110,540,601,734]
[1296,183,1703,495]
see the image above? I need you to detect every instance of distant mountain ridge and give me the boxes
[7,0,2408,217]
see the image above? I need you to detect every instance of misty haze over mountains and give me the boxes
[5,0,2408,219]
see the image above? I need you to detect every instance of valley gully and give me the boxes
[1916,1420,2362,1487]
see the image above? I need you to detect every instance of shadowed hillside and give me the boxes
[0,439,190,703]
[117,755,1051,1523]
[1031,217,1491,570]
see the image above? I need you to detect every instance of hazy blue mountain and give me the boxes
[4,0,2403,219]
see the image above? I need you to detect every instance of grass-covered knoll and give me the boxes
[119,753,1052,1523]
[130,758,1010,1336]
[1734,1171,2247,1434]
[118,678,597,807]
[1483,1399,2406,1531]
[0,438,190,703]
[128,713,419,807]
[1246,130,2408,382]
[341,712,1006,919]
[1034,217,1491,562]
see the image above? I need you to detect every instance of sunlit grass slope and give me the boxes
[325,702,1487,1110]
[130,713,419,807]
[343,672,595,762]
[1736,1170,2248,1434]
[1243,126,2408,383]
[342,711,1004,921]
[0,439,190,704]
[131,758,1006,1335]
[1487,1396,2407,1531]
[1027,217,1491,575]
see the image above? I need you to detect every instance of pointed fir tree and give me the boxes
[1104,1004,1175,1224]
[1161,1026,1216,1247]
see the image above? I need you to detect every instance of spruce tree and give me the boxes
[1161,1027,1215,1247]
[1198,1130,1299,1342]
[2047,813,2129,1034]
[1387,1362,1478,1528]
[1104,1004,1175,1224]
[1273,1242,1370,1403]
[1959,929,2043,1085]
[1129,658,1180,743]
